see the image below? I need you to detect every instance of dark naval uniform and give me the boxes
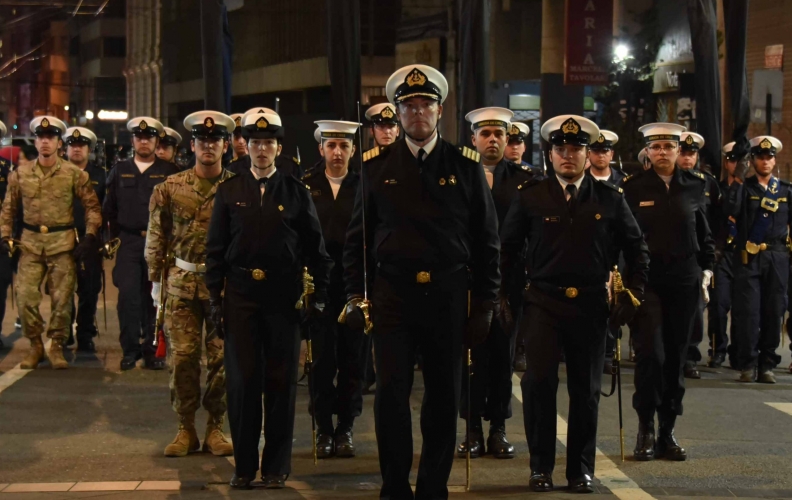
[501,174,649,484]
[71,162,106,346]
[343,138,500,499]
[622,166,714,454]
[301,164,367,455]
[103,157,179,366]
[205,168,333,481]
[725,175,792,374]
[460,157,532,457]
[225,153,303,179]
[708,178,736,364]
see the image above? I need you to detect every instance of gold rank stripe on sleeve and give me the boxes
[363,146,380,162]
[461,146,481,163]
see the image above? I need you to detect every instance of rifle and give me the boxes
[466,291,472,492]
[96,138,108,334]
[603,265,627,463]
[152,261,168,358]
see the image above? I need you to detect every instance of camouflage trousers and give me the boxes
[164,294,226,418]
[17,250,76,341]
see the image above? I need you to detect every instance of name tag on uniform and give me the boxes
[543,216,560,223]
[149,174,165,179]
[121,174,135,178]
[639,201,655,207]
[235,202,247,207]
[385,179,398,185]
[749,196,761,200]
[311,190,321,197]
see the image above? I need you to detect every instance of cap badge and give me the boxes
[234,116,241,126]
[159,130,166,138]
[258,109,266,114]
[406,68,427,87]
[597,134,605,143]
[381,107,394,119]
[204,117,214,128]
[510,124,520,136]
[561,118,580,135]
[72,129,80,138]
[140,120,147,130]
[685,135,694,145]
[41,118,50,128]
[256,117,269,129]
[761,138,773,149]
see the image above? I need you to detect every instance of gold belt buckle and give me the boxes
[196,263,206,273]
[416,271,431,284]
[251,268,266,281]
[745,241,767,254]
[565,287,579,298]
[39,225,48,234]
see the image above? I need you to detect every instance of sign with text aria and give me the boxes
[565,0,614,85]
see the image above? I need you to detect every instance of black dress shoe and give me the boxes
[528,471,553,492]
[683,361,701,379]
[456,426,485,458]
[144,357,166,370]
[708,352,725,368]
[120,353,142,371]
[76,339,96,353]
[316,433,334,459]
[335,426,355,458]
[633,420,655,461]
[568,474,594,493]
[262,475,286,489]
[487,425,515,459]
[229,473,254,489]
[656,418,686,461]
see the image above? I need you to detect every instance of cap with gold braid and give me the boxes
[127,116,164,137]
[386,64,449,104]
[161,127,183,147]
[230,113,244,133]
[508,122,530,143]
[540,115,600,146]
[749,135,782,156]
[30,116,67,137]
[590,130,619,151]
[183,111,235,139]
[64,127,98,149]
[241,111,283,140]
[366,103,399,125]
[680,132,705,152]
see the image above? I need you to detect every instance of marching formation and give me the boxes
[0,63,788,498]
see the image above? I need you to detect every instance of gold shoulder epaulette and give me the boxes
[363,146,380,162]
[692,170,705,180]
[461,146,480,163]
[229,157,238,163]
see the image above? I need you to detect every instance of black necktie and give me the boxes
[566,184,578,214]
[259,177,268,186]
[417,148,426,168]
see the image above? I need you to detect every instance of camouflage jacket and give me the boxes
[145,167,235,300]
[0,159,101,256]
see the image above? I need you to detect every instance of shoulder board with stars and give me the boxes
[459,146,480,163]
[687,170,706,181]
[598,180,623,194]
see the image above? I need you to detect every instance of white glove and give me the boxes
[701,270,713,304]
[151,282,161,308]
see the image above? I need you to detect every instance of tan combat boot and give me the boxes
[203,415,234,456]
[164,414,200,457]
[48,339,69,370]
[20,336,45,370]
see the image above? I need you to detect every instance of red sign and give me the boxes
[765,45,784,70]
[564,0,614,85]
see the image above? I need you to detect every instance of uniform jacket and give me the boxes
[500,174,649,295]
[621,166,715,272]
[145,167,236,301]
[73,162,107,237]
[225,153,304,179]
[301,165,359,298]
[587,165,626,185]
[0,159,102,255]
[103,157,179,238]
[205,168,333,298]
[724,175,792,251]
[342,137,501,302]
[490,158,534,227]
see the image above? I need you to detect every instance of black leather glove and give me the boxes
[209,290,224,340]
[340,294,372,333]
[304,292,327,322]
[465,298,498,347]
[609,289,641,330]
[734,157,751,182]
[497,292,514,333]
[74,233,100,262]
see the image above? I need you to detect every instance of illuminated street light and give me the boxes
[85,110,94,120]
[97,110,129,121]
[64,105,69,111]
[614,44,630,63]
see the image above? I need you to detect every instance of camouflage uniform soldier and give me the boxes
[145,110,236,457]
[0,116,102,369]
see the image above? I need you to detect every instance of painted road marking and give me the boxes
[512,374,657,500]
[0,340,53,396]
[766,402,792,416]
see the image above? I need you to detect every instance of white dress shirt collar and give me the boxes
[405,130,439,160]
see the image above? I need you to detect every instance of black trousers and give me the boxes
[224,277,301,478]
[72,258,102,342]
[310,298,370,434]
[520,293,607,480]
[685,296,707,363]
[731,250,788,371]
[632,259,700,421]
[460,301,517,424]
[708,251,734,357]
[371,268,467,500]
[112,233,155,359]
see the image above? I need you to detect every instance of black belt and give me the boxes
[230,265,299,282]
[376,262,467,284]
[22,223,73,234]
[120,226,147,237]
[528,281,607,299]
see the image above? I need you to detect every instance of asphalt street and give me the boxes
[2,259,792,499]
